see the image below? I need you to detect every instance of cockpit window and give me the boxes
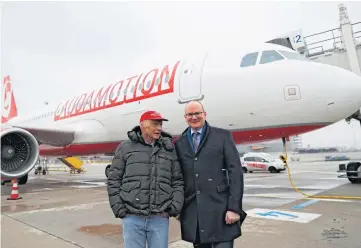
[259,50,284,64]
[278,50,309,61]
[240,52,258,67]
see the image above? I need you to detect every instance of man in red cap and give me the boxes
[107,110,184,248]
[138,110,169,143]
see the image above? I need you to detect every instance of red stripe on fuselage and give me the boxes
[39,124,326,157]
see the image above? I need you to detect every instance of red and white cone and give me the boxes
[7,178,22,200]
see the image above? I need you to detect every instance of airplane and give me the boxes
[1,42,361,185]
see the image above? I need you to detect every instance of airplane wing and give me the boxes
[12,125,75,147]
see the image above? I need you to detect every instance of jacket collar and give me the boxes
[181,121,210,137]
[180,121,211,155]
[127,126,174,151]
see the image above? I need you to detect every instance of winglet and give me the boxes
[1,75,18,123]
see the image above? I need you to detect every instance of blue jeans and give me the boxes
[122,214,169,248]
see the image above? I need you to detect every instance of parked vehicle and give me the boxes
[240,152,286,173]
[325,155,350,161]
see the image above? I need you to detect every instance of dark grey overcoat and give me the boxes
[174,121,245,244]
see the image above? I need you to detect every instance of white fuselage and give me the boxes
[6,43,361,156]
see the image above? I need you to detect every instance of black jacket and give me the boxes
[175,121,245,244]
[107,126,184,218]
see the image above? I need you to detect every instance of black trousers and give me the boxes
[193,222,234,248]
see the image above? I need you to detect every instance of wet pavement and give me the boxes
[1,161,361,248]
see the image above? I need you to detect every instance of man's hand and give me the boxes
[225,211,240,224]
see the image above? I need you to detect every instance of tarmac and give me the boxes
[1,158,361,248]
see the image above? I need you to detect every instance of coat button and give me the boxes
[194,157,198,160]
[197,191,200,194]
[195,173,199,177]
[201,229,204,232]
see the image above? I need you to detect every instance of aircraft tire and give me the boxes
[105,164,111,178]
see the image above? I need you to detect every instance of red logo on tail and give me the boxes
[1,76,18,123]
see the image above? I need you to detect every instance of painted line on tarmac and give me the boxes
[42,178,65,181]
[246,208,322,223]
[296,184,344,190]
[292,199,319,209]
[317,177,346,180]
[243,173,300,182]
[245,184,283,189]
[8,201,108,216]
[244,193,355,203]
[169,240,193,248]
[244,177,272,182]
[244,193,302,200]
[31,188,54,192]
[294,171,340,175]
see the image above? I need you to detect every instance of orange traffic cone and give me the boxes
[7,178,22,200]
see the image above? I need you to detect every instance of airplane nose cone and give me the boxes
[324,65,361,117]
[347,72,361,105]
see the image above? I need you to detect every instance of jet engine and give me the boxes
[1,127,39,179]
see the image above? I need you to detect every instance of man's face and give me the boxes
[142,120,163,140]
[184,103,206,129]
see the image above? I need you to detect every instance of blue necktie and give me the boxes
[192,132,199,152]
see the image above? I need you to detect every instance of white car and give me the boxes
[240,152,286,173]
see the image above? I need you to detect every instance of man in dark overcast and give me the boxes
[175,101,245,248]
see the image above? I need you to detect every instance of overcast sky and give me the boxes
[1,1,361,149]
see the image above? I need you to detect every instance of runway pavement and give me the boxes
[1,160,360,248]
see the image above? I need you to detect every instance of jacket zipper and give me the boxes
[148,148,152,216]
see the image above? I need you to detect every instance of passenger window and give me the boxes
[259,50,284,64]
[254,157,263,162]
[240,52,258,67]
[244,157,254,162]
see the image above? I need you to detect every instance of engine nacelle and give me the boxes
[1,127,39,179]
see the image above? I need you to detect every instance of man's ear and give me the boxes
[140,120,149,127]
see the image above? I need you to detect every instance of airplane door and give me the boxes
[178,54,207,104]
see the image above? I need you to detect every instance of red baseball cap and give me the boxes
[140,110,168,123]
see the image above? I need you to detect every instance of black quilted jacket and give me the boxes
[107,126,184,218]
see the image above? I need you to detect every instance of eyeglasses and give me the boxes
[185,112,204,118]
